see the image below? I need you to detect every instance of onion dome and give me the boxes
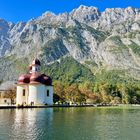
[30,72,52,86]
[32,58,41,66]
[17,58,52,86]
[18,74,31,84]
[42,74,52,85]
[30,72,41,84]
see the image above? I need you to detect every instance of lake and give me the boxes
[0,106,140,140]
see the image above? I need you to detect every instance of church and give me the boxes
[16,58,53,106]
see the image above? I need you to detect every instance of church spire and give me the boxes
[30,58,41,73]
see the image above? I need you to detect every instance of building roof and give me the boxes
[17,58,52,86]
[0,81,15,90]
[18,72,52,86]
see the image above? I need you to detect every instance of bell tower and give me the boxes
[31,58,41,73]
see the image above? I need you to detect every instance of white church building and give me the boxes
[16,58,53,106]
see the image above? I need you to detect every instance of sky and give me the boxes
[0,0,140,23]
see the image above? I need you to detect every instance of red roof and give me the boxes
[18,74,31,84]
[18,72,52,86]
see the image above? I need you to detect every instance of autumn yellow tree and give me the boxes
[4,87,16,104]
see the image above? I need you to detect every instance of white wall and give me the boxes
[16,84,53,106]
[28,84,46,105]
[28,84,53,105]
[45,86,53,105]
[28,84,38,105]
[37,85,46,104]
[0,98,11,105]
[16,85,28,106]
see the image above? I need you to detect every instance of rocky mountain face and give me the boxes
[0,5,140,88]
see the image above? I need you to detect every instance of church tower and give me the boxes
[16,58,53,106]
[31,58,41,73]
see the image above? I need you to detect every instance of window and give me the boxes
[47,90,49,97]
[23,89,25,96]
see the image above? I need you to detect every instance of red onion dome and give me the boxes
[32,58,41,66]
[18,74,31,84]
[42,74,52,86]
[30,72,52,86]
[30,72,42,84]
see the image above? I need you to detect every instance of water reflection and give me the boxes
[0,107,140,140]
[11,108,53,140]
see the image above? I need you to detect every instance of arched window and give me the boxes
[47,90,49,97]
[23,89,25,96]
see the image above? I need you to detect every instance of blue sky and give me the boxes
[0,0,140,22]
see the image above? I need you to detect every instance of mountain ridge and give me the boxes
[0,5,140,88]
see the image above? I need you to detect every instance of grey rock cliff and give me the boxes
[0,5,140,87]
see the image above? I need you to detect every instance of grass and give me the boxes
[128,42,140,56]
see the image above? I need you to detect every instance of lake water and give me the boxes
[0,106,140,140]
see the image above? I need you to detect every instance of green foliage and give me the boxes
[107,36,128,54]
[53,68,140,105]
[14,57,29,74]
[84,60,98,67]
[42,38,68,61]
[41,57,95,84]
[95,69,136,84]
[66,23,107,52]
[66,25,88,52]
[1,55,29,74]
[109,36,125,48]
[127,31,140,39]
[128,42,140,56]
[84,25,107,42]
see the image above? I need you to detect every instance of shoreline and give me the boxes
[0,104,114,109]
[0,104,139,109]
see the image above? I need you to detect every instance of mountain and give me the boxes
[0,5,140,88]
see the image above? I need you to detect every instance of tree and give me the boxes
[4,87,16,104]
[54,81,65,103]
[64,84,79,103]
